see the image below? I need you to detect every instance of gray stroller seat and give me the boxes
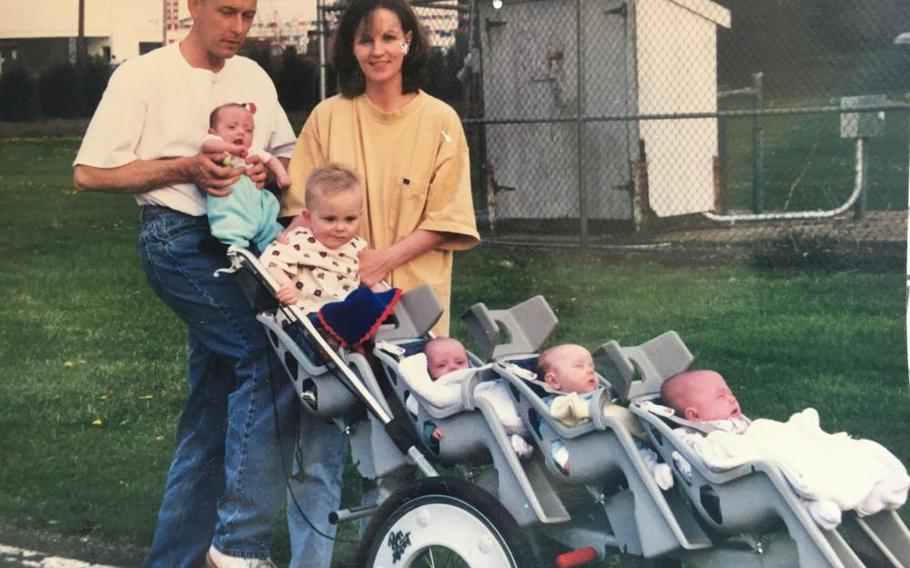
[465,298,713,558]
[599,331,910,567]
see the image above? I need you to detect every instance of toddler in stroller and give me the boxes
[259,162,399,349]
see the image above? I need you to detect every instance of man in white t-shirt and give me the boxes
[74,1,299,567]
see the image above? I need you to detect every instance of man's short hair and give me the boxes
[305,162,362,208]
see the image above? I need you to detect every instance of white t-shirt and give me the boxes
[74,43,295,216]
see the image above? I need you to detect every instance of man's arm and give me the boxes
[74,154,245,197]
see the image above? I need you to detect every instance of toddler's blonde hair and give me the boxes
[305,162,362,208]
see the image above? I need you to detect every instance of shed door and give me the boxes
[481,0,637,222]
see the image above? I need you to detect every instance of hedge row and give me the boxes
[0,58,112,122]
[0,45,466,122]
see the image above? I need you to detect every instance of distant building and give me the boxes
[0,0,318,75]
[0,0,163,74]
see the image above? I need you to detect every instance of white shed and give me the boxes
[479,0,731,224]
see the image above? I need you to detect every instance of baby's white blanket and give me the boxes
[398,353,527,436]
[685,408,909,515]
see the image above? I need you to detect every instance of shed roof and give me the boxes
[665,0,731,29]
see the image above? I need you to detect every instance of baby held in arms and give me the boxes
[536,344,673,488]
[203,102,291,252]
[400,337,533,458]
[659,369,909,529]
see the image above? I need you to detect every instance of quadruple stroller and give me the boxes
[224,246,910,567]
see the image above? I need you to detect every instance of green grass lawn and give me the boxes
[0,138,907,565]
[718,103,908,213]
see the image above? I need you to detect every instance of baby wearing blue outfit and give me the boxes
[203,102,291,252]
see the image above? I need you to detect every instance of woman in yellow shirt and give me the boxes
[282,0,480,335]
[280,0,479,565]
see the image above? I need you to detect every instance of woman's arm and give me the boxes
[358,229,451,287]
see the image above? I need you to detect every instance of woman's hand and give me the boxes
[358,248,394,288]
[358,230,451,287]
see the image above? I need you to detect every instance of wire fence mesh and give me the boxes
[319,0,909,267]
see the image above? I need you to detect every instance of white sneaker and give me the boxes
[206,545,277,568]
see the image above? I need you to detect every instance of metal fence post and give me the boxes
[318,0,326,102]
[751,71,764,214]
[576,0,587,247]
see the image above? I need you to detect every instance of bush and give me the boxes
[78,58,112,117]
[242,43,275,78]
[276,47,318,112]
[38,62,81,118]
[0,66,37,121]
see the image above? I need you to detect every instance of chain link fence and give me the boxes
[318,0,909,267]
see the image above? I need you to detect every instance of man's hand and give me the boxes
[244,154,268,189]
[275,282,299,306]
[189,152,245,197]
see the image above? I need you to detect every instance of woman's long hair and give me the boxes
[331,0,429,98]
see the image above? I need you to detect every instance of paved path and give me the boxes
[0,544,122,567]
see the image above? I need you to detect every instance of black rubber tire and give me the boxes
[357,477,540,568]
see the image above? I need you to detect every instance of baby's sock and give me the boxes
[635,441,674,490]
[551,440,570,472]
[510,434,534,459]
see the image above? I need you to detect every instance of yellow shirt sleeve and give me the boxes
[418,117,480,251]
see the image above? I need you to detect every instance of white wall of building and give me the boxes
[0,0,317,62]
[0,0,164,60]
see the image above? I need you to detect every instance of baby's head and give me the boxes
[425,337,469,380]
[209,103,254,150]
[660,369,741,422]
[302,162,363,249]
[536,344,598,394]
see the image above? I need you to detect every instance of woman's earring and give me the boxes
[400,41,410,55]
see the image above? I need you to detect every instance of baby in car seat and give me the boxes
[536,344,673,488]
[400,337,533,458]
[659,369,749,434]
[658,369,909,529]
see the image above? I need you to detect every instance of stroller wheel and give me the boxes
[357,477,539,568]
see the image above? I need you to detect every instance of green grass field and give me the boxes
[0,138,907,565]
[718,104,909,213]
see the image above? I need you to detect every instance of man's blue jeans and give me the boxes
[137,206,297,567]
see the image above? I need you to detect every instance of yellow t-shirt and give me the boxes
[282,91,480,333]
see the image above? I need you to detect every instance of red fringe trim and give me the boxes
[316,288,403,349]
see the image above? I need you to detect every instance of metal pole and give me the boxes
[751,72,764,214]
[318,0,327,101]
[853,137,868,220]
[576,0,587,246]
[77,0,86,66]
[162,0,167,46]
[717,114,726,212]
